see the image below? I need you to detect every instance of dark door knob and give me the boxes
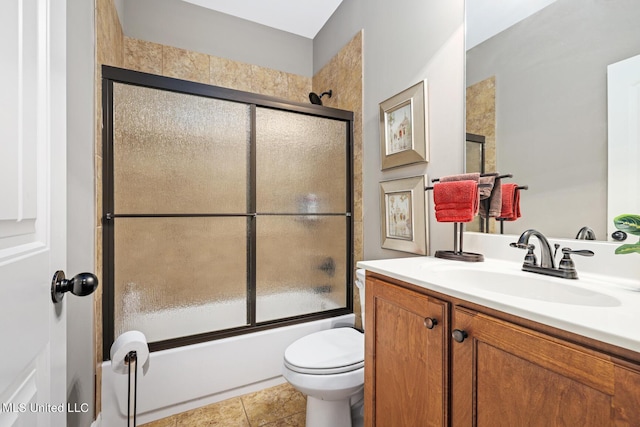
[51,271,99,303]
[452,329,468,343]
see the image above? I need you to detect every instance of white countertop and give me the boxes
[357,256,640,354]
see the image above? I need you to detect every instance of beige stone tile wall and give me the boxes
[313,30,364,328]
[123,37,312,104]
[123,38,163,75]
[95,0,126,415]
[466,76,496,172]
[466,76,497,233]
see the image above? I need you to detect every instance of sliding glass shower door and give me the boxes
[110,83,251,343]
[255,108,349,322]
[102,66,353,354]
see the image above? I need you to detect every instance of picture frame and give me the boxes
[380,175,428,255]
[379,80,428,170]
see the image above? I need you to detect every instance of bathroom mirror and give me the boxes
[465,0,640,240]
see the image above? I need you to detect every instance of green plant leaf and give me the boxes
[613,214,640,236]
[615,243,640,255]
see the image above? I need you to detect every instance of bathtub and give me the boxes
[101,309,355,426]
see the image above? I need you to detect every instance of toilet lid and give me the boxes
[284,328,364,375]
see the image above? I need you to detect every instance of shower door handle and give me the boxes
[51,271,99,303]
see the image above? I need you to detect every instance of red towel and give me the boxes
[499,183,521,221]
[433,180,479,223]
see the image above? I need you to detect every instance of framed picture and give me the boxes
[379,80,428,170]
[380,175,428,255]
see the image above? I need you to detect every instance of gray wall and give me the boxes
[314,0,465,260]
[121,0,313,77]
[466,0,640,239]
[67,0,96,425]
[114,0,125,28]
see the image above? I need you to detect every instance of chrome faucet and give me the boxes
[575,226,596,240]
[510,229,594,279]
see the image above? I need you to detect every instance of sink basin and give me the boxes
[428,266,621,307]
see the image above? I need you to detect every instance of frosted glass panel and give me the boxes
[113,83,250,214]
[256,108,348,213]
[256,216,348,322]
[113,217,248,342]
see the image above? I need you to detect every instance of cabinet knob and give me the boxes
[452,329,468,343]
[424,317,438,329]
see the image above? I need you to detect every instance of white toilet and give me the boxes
[282,269,366,427]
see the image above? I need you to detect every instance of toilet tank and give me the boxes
[355,269,366,330]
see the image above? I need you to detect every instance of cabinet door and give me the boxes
[451,306,640,426]
[365,277,449,427]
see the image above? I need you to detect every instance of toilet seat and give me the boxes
[284,328,364,375]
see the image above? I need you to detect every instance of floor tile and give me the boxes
[241,383,306,426]
[259,411,306,427]
[140,416,177,427]
[175,397,250,427]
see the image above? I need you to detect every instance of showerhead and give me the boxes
[309,90,333,105]
[309,92,322,105]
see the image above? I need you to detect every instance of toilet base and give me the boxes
[350,393,364,427]
[306,396,353,427]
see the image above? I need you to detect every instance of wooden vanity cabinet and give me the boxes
[365,273,640,427]
[451,306,640,426]
[365,276,449,427]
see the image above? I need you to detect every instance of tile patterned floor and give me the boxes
[140,383,306,427]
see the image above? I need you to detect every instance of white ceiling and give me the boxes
[466,0,558,50]
[182,0,344,39]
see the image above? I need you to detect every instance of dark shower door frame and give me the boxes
[101,65,354,358]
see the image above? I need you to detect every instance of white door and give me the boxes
[607,53,640,239]
[0,1,68,426]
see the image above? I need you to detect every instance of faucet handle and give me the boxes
[561,248,595,257]
[510,242,537,265]
[524,244,537,266]
[558,247,595,277]
[510,242,533,250]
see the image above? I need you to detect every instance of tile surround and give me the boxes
[163,45,210,84]
[466,76,496,174]
[209,55,253,92]
[122,37,313,104]
[95,0,126,415]
[466,76,497,234]
[313,30,365,328]
[123,38,163,75]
